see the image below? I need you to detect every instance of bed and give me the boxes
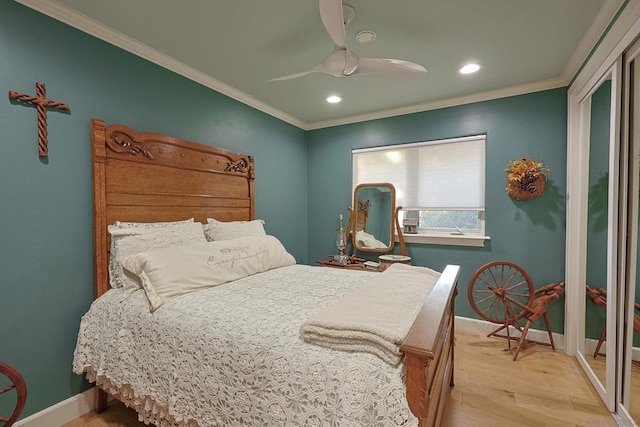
[73,119,460,426]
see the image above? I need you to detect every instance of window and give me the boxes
[352,135,488,246]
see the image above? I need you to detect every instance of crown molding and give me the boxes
[15,0,622,132]
[14,0,307,130]
[562,0,626,82]
[306,77,568,130]
[569,0,640,95]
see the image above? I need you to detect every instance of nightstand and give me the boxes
[317,254,366,270]
[317,255,382,271]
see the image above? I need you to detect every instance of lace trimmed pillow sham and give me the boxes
[111,218,194,229]
[107,219,195,289]
[108,222,207,290]
[121,235,296,311]
[204,218,266,241]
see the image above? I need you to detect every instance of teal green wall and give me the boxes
[0,0,573,421]
[0,1,307,419]
[308,89,568,331]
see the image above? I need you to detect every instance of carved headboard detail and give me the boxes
[106,129,156,159]
[91,118,255,297]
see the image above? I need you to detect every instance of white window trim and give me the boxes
[354,135,490,247]
[398,209,487,245]
[395,232,490,247]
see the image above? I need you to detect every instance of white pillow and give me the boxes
[122,235,296,311]
[109,222,207,290]
[110,218,194,230]
[205,218,266,241]
[355,230,389,249]
[107,219,195,289]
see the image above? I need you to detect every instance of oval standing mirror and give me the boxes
[348,183,398,253]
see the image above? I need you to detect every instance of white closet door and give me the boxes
[574,61,621,412]
[616,36,640,426]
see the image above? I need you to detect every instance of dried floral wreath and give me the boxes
[505,157,549,200]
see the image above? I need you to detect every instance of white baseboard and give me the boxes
[583,336,605,357]
[455,315,565,350]
[582,336,640,362]
[455,316,640,362]
[14,387,94,427]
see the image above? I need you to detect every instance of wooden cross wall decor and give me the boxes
[8,82,70,157]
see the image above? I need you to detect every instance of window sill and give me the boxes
[396,233,490,247]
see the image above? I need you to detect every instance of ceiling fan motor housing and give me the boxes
[342,4,355,25]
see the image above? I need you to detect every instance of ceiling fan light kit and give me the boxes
[268,0,427,81]
[355,29,376,44]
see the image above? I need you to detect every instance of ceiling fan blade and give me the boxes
[267,63,328,81]
[267,71,314,82]
[319,0,348,49]
[356,58,427,75]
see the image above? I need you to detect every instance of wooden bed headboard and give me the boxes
[91,118,255,298]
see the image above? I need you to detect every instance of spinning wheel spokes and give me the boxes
[468,261,535,324]
[0,362,27,426]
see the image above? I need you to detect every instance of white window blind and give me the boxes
[353,135,486,211]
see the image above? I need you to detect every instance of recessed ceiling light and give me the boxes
[355,30,377,44]
[459,63,482,74]
[326,95,342,104]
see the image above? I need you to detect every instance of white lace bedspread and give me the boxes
[73,264,418,427]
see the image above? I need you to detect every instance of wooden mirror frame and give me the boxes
[346,182,406,255]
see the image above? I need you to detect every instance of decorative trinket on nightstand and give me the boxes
[403,210,419,234]
[378,254,412,271]
[334,214,350,265]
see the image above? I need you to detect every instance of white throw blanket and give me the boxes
[300,263,441,365]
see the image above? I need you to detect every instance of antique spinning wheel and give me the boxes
[0,362,26,427]
[468,261,535,326]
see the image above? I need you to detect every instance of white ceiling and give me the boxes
[17,0,620,129]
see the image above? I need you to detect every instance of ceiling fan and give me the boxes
[269,0,427,81]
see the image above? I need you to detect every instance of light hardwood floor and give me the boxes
[583,353,640,421]
[65,330,617,427]
[442,330,616,427]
